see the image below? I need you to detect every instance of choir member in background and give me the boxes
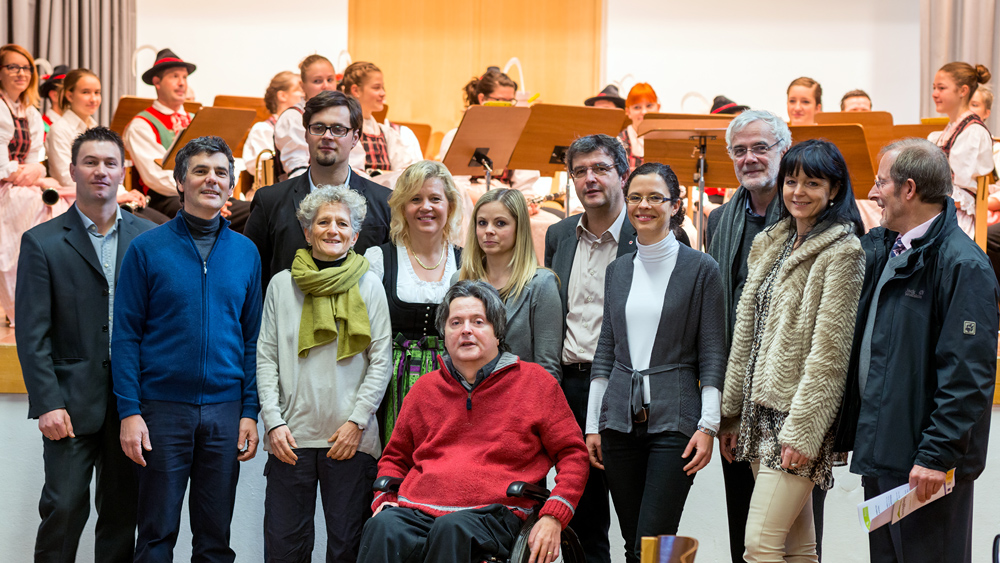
[840,89,872,112]
[619,82,660,170]
[243,70,303,181]
[786,77,822,125]
[274,54,338,180]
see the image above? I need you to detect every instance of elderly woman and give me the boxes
[719,139,865,562]
[358,280,588,563]
[256,184,392,563]
[456,188,562,381]
[587,162,725,563]
[363,160,463,443]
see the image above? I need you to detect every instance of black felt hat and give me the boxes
[141,48,197,86]
[585,85,626,109]
[710,95,749,115]
[39,65,69,98]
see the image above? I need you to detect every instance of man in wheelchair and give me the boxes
[357,280,589,563]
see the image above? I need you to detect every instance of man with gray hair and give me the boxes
[837,138,998,563]
[705,110,790,563]
[113,136,263,562]
[358,280,589,563]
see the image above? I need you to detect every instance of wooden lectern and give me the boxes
[506,104,626,175]
[156,107,258,170]
[789,124,876,198]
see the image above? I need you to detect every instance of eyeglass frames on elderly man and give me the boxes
[307,123,352,138]
[728,140,781,159]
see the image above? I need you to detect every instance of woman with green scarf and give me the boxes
[256,184,392,562]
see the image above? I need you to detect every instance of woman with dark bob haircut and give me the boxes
[587,161,725,562]
[719,139,865,562]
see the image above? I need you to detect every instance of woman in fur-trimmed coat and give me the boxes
[719,140,865,563]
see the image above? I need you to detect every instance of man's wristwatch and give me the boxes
[697,424,717,438]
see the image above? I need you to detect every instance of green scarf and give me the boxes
[291,248,371,360]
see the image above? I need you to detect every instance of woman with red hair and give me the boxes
[619,83,660,170]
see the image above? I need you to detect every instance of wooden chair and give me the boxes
[428,130,445,160]
[394,121,432,158]
[640,535,698,563]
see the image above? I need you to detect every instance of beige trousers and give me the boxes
[743,463,818,563]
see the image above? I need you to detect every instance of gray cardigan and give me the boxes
[451,268,564,381]
[591,246,726,436]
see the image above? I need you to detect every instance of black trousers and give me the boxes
[135,400,242,563]
[356,505,522,563]
[263,450,377,563]
[864,475,974,563]
[721,457,755,563]
[601,427,695,563]
[562,364,612,563]
[146,192,250,233]
[35,402,137,563]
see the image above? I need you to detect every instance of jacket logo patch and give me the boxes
[904,288,925,299]
[963,321,976,335]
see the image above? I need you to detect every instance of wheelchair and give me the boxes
[373,477,586,563]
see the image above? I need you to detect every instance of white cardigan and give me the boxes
[256,269,393,458]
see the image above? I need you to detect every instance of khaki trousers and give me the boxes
[743,463,818,563]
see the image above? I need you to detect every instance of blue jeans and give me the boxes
[601,426,695,563]
[134,400,242,563]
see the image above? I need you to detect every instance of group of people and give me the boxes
[6,39,999,563]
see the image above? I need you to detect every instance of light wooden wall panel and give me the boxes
[349,0,601,135]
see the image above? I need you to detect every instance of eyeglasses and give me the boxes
[625,193,673,205]
[728,140,780,159]
[307,123,352,137]
[874,177,889,190]
[569,163,616,179]
[3,64,32,75]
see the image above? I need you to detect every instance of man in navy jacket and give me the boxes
[112,136,262,562]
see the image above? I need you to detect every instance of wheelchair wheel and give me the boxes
[507,514,586,563]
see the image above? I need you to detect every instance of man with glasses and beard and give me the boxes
[244,90,391,294]
[705,110,794,563]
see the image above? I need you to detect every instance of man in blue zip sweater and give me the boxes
[112,136,263,563]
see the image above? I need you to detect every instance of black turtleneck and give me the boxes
[312,254,348,270]
[181,209,222,261]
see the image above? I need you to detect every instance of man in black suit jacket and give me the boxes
[16,127,156,563]
[244,91,391,294]
[543,134,636,563]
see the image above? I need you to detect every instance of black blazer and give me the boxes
[544,211,638,337]
[16,207,156,435]
[244,168,392,294]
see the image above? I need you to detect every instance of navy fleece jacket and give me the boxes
[112,214,263,420]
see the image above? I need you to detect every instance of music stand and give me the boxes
[789,124,875,198]
[639,115,734,244]
[506,104,626,175]
[442,105,530,185]
[110,96,203,137]
[816,111,895,167]
[156,107,258,170]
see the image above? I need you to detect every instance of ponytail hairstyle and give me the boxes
[263,70,298,114]
[59,68,99,112]
[0,44,39,108]
[787,76,823,107]
[339,61,381,98]
[939,62,993,102]
[463,67,517,107]
[298,54,333,83]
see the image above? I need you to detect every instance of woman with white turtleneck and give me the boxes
[586,162,726,563]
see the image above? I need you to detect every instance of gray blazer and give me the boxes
[591,245,726,436]
[450,269,564,381]
[16,206,156,434]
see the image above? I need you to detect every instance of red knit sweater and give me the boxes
[372,353,589,528]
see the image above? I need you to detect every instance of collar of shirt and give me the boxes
[898,212,941,252]
[744,195,766,218]
[445,352,502,391]
[61,110,96,133]
[576,205,627,243]
[151,99,180,116]
[308,166,352,193]
[75,204,122,236]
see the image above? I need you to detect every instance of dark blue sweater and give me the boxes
[112,214,263,420]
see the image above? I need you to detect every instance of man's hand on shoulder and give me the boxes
[237,417,259,462]
[38,408,74,441]
[909,464,947,502]
[120,414,151,466]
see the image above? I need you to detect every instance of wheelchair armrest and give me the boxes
[373,476,403,493]
[506,481,551,503]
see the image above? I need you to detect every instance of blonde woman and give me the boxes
[362,160,464,442]
[456,188,562,380]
